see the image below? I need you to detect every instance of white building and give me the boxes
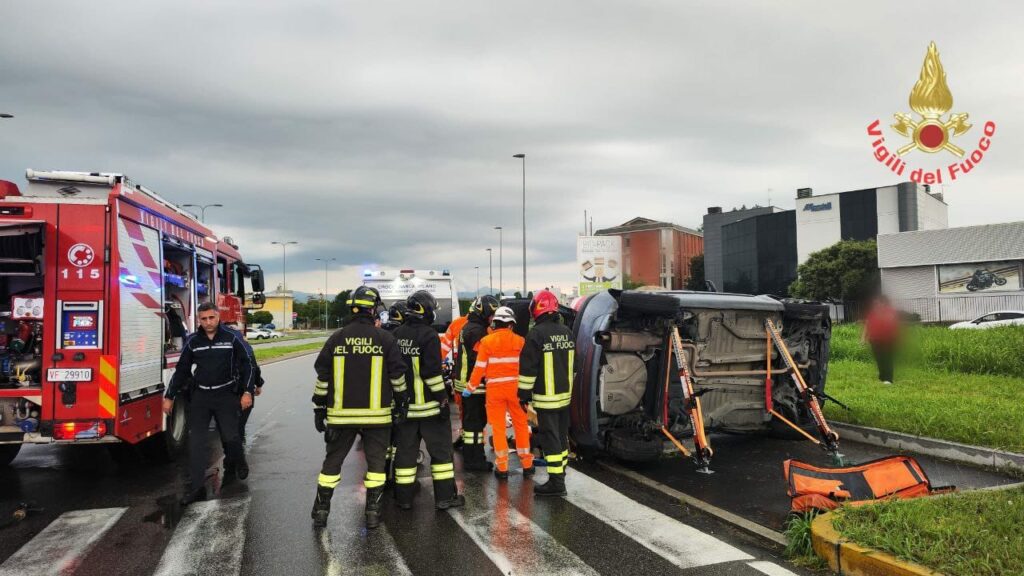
[878,221,1024,322]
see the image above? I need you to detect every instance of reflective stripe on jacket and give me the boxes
[518,314,575,410]
[454,315,489,394]
[312,316,408,427]
[394,319,446,419]
[468,327,525,394]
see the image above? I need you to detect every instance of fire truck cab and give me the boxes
[0,170,265,465]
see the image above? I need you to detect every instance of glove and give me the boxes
[392,391,410,424]
[314,408,327,433]
[438,399,451,422]
[461,389,472,399]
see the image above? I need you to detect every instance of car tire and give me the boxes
[617,291,679,317]
[142,397,189,463]
[604,428,662,463]
[0,443,22,466]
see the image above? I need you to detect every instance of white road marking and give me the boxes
[152,496,251,576]
[564,470,753,569]
[318,491,412,576]
[0,507,126,576]
[449,480,601,576]
[748,561,800,576]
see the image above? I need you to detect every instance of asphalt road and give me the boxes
[0,353,814,576]
[249,335,328,349]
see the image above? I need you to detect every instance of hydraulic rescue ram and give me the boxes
[668,325,713,473]
[765,319,841,460]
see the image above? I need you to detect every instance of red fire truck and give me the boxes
[0,170,266,465]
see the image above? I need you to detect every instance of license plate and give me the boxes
[47,368,93,382]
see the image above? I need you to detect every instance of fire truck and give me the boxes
[0,170,266,466]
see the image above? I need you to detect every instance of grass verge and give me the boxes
[254,342,322,362]
[831,486,1024,576]
[783,512,828,570]
[825,359,1024,453]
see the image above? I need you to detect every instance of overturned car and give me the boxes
[568,290,835,465]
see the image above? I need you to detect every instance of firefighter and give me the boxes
[385,301,408,332]
[519,290,575,496]
[381,300,408,488]
[454,295,499,471]
[163,302,258,506]
[464,306,533,479]
[391,290,466,510]
[442,299,473,449]
[310,286,409,529]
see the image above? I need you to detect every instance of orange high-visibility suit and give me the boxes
[442,315,470,412]
[467,327,533,472]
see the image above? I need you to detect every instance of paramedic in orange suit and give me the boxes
[464,306,533,479]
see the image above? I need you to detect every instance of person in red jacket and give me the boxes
[862,295,901,384]
[464,306,534,479]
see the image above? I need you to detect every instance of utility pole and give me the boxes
[486,248,493,296]
[513,153,526,294]
[271,241,298,329]
[494,226,503,296]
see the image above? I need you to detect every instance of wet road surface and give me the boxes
[0,352,890,575]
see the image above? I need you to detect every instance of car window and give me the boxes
[976,314,998,323]
[997,312,1024,320]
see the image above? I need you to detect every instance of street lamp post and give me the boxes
[486,248,493,296]
[271,241,298,329]
[0,114,12,119]
[513,154,526,295]
[181,203,224,223]
[474,266,480,297]
[494,226,503,297]
[315,257,336,330]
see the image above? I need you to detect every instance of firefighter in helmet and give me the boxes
[391,290,466,509]
[465,306,533,479]
[454,295,500,470]
[519,290,575,496]
[311,286,409,529]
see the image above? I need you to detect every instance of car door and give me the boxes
[997,312,1024,327]
[974,313,998,328]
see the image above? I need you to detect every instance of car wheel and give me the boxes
[142,397,189,462]
[617,291,679,317]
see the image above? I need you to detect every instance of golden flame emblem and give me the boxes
[891,42,971,156]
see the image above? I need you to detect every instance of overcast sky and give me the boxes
[2,2,1021,296]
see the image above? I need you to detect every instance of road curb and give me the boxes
[810,513,941,576]
[831,422,1024,474]
[595,461,788,547]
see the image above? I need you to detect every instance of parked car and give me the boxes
[246,328,268,340]
[565,289,832,463]
[260,329,284,339]
[949,311,1024,330]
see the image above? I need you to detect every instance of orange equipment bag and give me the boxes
[784,455,953,514]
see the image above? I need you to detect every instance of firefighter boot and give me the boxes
[394,484,415,511]
[462,445,493,472]
[434,481,466,510]
[311,486,334,528]
[179,487,207,507]
[534,474,567,497]
[365,486,385,529]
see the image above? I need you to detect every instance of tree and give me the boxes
[789,239,879,303]
[684,254,705,291]
[621,275,645,290]
[329,290,353,326]
[246,310,274,326]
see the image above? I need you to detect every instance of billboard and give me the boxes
[577,236,622,296]
[937,261,1021,294]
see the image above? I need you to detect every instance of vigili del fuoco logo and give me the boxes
[867,42,995,185]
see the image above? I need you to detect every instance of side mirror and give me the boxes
[252,293,266,306]
[250,269,265,293]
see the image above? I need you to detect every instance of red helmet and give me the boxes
[529,290,560,319]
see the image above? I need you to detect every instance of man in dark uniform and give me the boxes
[518,290,575,497]
[163,302,258,506]
[311,286,409,529]
[382,300,408,488]
[453,295,499,471]
[392,291,465,510]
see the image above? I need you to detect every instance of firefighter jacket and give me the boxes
[518,314,575,410]
[393,319,447,419]
[467,327,525,394]
[312,316,408,427]
[440,315,469,360]
[165,324,257,399]
[454,313,489,395]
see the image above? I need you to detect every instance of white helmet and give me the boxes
[492,306,517,324]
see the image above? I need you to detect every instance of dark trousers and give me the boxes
[460,394,488,465]
[393,418,456,503]
[318,427,390,490]
[871,342,895,382]
[534,409,571,476]
[238,404,253,443]
[188,388,244,490]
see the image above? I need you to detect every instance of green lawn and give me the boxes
[254,342,323,362]
[824,323,1024,453]
[831,486,1024,576]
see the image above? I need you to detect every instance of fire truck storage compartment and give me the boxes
[162,236,195,353]
[0,223,45,389]
[195,248,214,306]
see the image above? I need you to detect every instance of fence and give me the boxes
[892,293,1024,323]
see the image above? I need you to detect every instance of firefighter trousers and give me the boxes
[461,393,488,466]
[393,418,456,504]
[534,409,570,476]
[485,385,533,472]
[317,427,390,491]
[188,388,245,491]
